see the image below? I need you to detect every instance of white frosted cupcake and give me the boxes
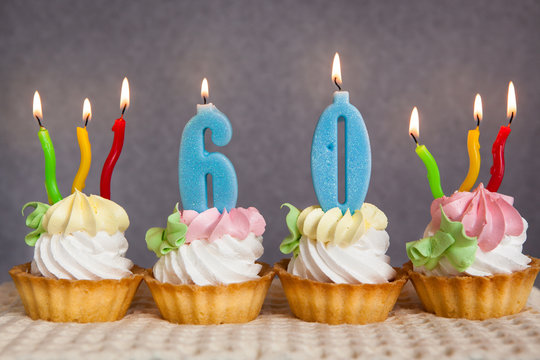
[10,191,144,322]
[275,203,408,324]
[406,184,540,319]
[144,205,274,324]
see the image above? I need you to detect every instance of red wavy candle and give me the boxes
[100,117,125,199]
[486,125,511,192]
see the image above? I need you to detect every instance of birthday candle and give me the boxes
[71,98,92,193]
[100,77,129,199]
[458,94,482,192]
[487,82,515,192]
[179,78,238,212]
[311,53,371,213]
[409,107,445,199]
[33,91,62,204]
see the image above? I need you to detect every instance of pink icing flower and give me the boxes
[232,207,266,235]
[426,183,523,252]
[180,210,199,225]
[179,207,266,243]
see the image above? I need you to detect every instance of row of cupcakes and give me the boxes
[277,183,539,323]
[11,54,538,324]
[11,183,539,324]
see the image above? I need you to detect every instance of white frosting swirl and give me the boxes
[415,218,530,276]
[287,228,396,284]
[152,233,263,286]
[30,231,133,280]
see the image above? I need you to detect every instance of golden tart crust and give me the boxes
[406,257,540,320]
[274,258,408,324]
[9,262,145,323]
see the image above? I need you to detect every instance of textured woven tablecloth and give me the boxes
[1,279,540,360]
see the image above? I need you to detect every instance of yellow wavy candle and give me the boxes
[458,127,481,192]
[72,126,92,193]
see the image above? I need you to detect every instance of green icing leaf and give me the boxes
[406,206,478,273]
[165,211,188,247]
[145,227,165,256]
[280,203,301,256]
[22,202,50,246]
[145,204,188,257]
[439,209,478,272]
[159,240,175,255]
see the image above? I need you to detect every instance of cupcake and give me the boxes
[144,204,274,324]
[10,190,144,322]
[275,203,408,324]
[406,183,540,319]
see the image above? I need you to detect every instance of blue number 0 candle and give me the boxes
[311,54,371,213]
[179,78,238,212]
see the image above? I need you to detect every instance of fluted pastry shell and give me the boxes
[144,262,274,324]
[9,263,144,323]
[274,258,408,324]
[406,257,540,320]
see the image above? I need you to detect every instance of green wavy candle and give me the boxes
[38,127,62,204]
[415,144,444,199]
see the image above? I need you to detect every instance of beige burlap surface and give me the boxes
[1,279,540,360]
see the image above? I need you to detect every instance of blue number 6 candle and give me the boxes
[179,78,238,212]
[311,53,371,213]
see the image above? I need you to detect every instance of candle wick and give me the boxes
[334,78,342,91]
[476,115,480,128]
[203,96,207,105]
[35,115,43,128]
[508,112,514,126]
[121,104,127,116]
[410,133,418,145]
[85,116,89,127]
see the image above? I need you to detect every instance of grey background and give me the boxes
[1,0,539,282]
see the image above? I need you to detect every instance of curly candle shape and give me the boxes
[100,78,129,199]
[409,107,444,199]
[33,91,62,204]
[72,99,92,192]
[487,82,516,192]
[100,117,125,199]
[458,128,480,192]
[486,125,511,192]
[38,128,63,204]
[459,94,482,192]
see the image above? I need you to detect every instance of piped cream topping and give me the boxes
[41,190,129,236]
[296,203,388,247]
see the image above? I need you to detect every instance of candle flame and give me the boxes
[120,77,130,112]
[33,91,42,121]
[409,107,419,140]
[332,52,342,87]
[201,78,209,100]
[83,98,92,123]
[474,94,483,123]
[507,81,516,120]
